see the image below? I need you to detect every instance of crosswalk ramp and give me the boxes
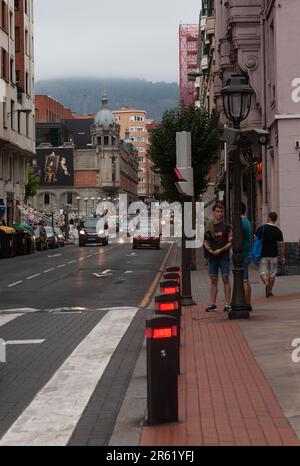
[0,307,141,446]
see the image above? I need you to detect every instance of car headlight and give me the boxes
[98,230,104,235]
[79,230,85,235]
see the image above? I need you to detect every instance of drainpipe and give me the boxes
[260,6,268,220]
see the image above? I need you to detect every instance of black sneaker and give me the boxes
[206,304,217,312]
[224,304,232,312]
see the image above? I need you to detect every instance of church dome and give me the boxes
[94,94,115,129]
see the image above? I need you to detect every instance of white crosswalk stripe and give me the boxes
[0,307,139,446]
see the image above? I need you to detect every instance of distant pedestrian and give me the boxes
[203,203,232,312]
[241,203,253,310]
[255,212,285,297]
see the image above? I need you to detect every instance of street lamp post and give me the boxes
[91,197,95,215]
[76,196,81,217]
[221,73,254,320]
[84,197,88,218]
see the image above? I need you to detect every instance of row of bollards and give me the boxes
[146,266,181,426]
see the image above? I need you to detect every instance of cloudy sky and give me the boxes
[35,0,201,83]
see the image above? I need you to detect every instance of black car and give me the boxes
[45,226,59,249]
[54,227,65,247]
[34,225,48,251]
[78,218,109,247]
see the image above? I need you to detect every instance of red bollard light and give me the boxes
[160,280,180,295]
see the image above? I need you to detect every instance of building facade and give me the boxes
[112,107,156,199]
[0,0,35,225]
[32,95,138,215]
[35,95,73,123]
[211,0,300,241]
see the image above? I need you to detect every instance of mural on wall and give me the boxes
[32,148,74,187]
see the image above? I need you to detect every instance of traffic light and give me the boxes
[174,167,194,197]
[240,128,269,145]
[175,132,194,197]
[220,127,269,146]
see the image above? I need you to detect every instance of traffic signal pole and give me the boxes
[175,132,195,307]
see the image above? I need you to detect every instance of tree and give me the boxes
[149,105,220,201]
[25,166,40,202]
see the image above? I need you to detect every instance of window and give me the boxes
[1,48,7,80]
[3,100,7,128]
[10,57,14,83]
[104,135,109,145]
[136,136,145,142]
[1,1,6,30]
[15,27,20,52]
[9,10,13,38]
[25,0,28,15]
[25,71,29,95]
[138,157,144,162]
[136,147,145,152]
[44,193,50,205]
[129,116,144,122]
[67,192,73,204]
[14,0,20,11]
[17,108,20,133]
[25,112,29,136]
[139,178,145,183]
[138,188,146,193]
[25,29,29,55]
[136,127,144,132]
[10,99,14,129]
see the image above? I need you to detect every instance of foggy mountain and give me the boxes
[35,78,180,121]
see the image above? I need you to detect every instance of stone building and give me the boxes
[32,95,138,216]
[0,0,35,225]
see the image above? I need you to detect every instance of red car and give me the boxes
[132,227,160,250]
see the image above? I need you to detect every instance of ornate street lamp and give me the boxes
[221,73,254,319]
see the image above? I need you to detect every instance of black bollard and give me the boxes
[146,315,179,425]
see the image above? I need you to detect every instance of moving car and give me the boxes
[132,226,160,250]
[54,227,65,247]
[45,226,59,249]
[33,225,48,251]
[78,218,109,247]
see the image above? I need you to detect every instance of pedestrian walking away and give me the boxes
[255,211,285,297]
[241,202,253,311]
[203,203,232,312]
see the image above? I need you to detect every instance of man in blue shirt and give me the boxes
[241,203,253,311]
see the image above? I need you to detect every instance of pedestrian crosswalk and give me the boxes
[0,307,140,446]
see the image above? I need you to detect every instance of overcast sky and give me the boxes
[34,0,201,83]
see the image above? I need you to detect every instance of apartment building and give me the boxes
[212,0,300,241]
[0,0,35,225]
[112,107,156,199]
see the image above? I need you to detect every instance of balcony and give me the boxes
[206,17,215,36]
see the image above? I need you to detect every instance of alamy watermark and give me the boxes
[0,338,6,363]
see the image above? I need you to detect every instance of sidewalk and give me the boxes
[140,249,300,446]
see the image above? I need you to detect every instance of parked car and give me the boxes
[132,226,160,250]
[54,227,65,247]
[78,218,109,247]
[44,226,59,249]
[34,225,48,251]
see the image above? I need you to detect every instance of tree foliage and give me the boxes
[25,167,40,202]
[149,105,220,201]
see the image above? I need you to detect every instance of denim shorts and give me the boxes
[243,256,251,281]
[208,255,230,276]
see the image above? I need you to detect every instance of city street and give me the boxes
[0,239,173,445]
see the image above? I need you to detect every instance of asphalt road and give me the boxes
[0,238,173,445]
[0,238,171,310]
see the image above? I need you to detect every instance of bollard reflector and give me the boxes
[163,287,178,294]
[146,325,177,339]
[158,302,179,312]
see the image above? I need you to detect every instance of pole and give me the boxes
[181,197,195,306]
[228,134,249,319]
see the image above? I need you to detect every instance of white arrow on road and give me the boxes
[47,254,62,258]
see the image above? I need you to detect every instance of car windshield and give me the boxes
[54,228,62,235]
[82,220,98,228]
[45,227,53,234]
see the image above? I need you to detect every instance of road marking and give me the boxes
[102,269,112,275]
[126,253,136,257]
[79,257,85,261]
[124,271,133,274]
[6,340,45,345]
[86,255,92,258]
[0,308,139,446]
[26,274,40,280]
[68,260,77,264]
[8,281,23,288]
[0,308,40,314]
[47,254,62,258]
[0,314,20,328]
[43,268,55,273]
[92,273,101,277]
[139,241,175,308]
[57,264,66,268]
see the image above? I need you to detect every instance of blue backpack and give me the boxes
[252,225,265,263]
